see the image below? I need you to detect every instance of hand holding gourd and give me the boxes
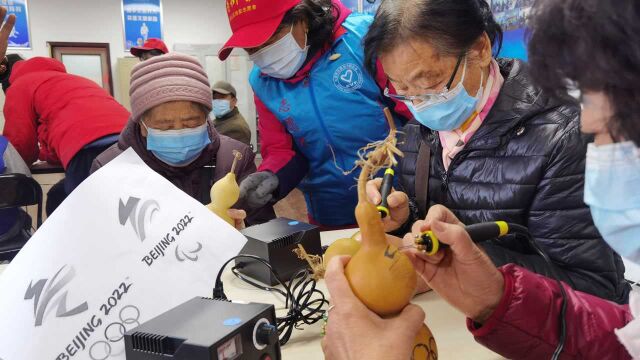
[207,150,243,228]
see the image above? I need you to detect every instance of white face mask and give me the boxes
[249,25,309,79]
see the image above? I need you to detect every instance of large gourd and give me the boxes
[345,108,438,358]
[207,150,242,226]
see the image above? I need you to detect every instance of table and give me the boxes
[0,231,503,360]
[224,230,502,360]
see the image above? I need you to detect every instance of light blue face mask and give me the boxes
[584,141,640,263]
[406,58,483,131]
[249,25,309,80]
[212,99,232,118]
[143,122,211,167]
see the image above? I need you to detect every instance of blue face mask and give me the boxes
[143,122,211,167]
[584,141,640,263]
[249,25,309,79]
[212,99,232,118]
[406,59,483,131]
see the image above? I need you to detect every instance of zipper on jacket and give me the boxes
[439,149,471,199]
[440,172,449,192]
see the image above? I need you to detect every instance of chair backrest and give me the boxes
[0,173,43,227]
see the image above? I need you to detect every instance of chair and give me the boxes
[0,173,43,260]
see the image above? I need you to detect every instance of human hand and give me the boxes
[322,256,425,360]
[227,209,246,230]
[386,234,431,294]
[401,205,504,323]
[238,171,279,209]
[0,7,15,60]
[366,178,410,232]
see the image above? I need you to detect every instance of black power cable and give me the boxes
[213,255,328,346]
[508,224,567,360]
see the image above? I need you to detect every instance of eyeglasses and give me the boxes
[384,55,464,103]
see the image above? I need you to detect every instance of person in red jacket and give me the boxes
[1,57,130,214]
[321,0,639,359]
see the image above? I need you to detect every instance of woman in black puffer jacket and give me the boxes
[363,0,629,303]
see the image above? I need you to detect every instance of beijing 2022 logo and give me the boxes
[24,265,88,327]
[118,197,160,242]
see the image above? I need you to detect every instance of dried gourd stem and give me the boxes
[383,107,397,132]
[356,108,403,202]
[230,150,243,175]
[293,244,325,280]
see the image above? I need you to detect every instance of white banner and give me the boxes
[0,149,247,360]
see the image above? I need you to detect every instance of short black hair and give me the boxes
[1,54,25,93]
[363,0,503,76]
[278,0,339,58]
[527,0,640,146]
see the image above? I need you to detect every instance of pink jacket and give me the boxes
[469,264,635,359]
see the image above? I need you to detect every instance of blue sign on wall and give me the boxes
[342,0,380,14]
[122,0,163,51]
[341,0,359,12]
[491,0,535,60]
[362,1,380,15]
[4,0,30,49]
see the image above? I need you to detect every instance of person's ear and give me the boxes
[469,33,492,68]
[231,97,238,108]
[140,115,150,137]
[140,121,148,138]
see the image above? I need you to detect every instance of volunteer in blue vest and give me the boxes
[218,0,411,229]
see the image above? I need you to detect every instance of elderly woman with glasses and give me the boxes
[364,0,628,303]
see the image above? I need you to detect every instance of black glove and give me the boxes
[238,171,279,210]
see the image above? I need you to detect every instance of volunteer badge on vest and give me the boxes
[333,63,364,93]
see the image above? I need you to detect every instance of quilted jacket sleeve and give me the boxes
[481,104,629,304]
[469,264,633,359]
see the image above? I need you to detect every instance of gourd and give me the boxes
[207,150,242,226]
[323,231,361,268]
[345,108,438,358]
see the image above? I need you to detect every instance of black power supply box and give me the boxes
[124,297,280,360]
[238,218,322,286]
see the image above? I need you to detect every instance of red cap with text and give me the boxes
[130,38,169,57]
[218,0,300,61]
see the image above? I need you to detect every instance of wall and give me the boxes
[0,0,231,130]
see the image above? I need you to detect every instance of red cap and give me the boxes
[218,0,300,61]
[130,38,169,57]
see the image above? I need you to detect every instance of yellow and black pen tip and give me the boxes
[378,168,395,219]
[377,205,390,218]
[416,220,512,256]
[415,231,444,256]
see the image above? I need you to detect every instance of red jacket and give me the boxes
[469,264,634,359]
[2,57,129,168]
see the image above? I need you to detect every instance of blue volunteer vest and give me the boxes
[250,13,399,226]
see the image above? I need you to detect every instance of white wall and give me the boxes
[0,0,232,130]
